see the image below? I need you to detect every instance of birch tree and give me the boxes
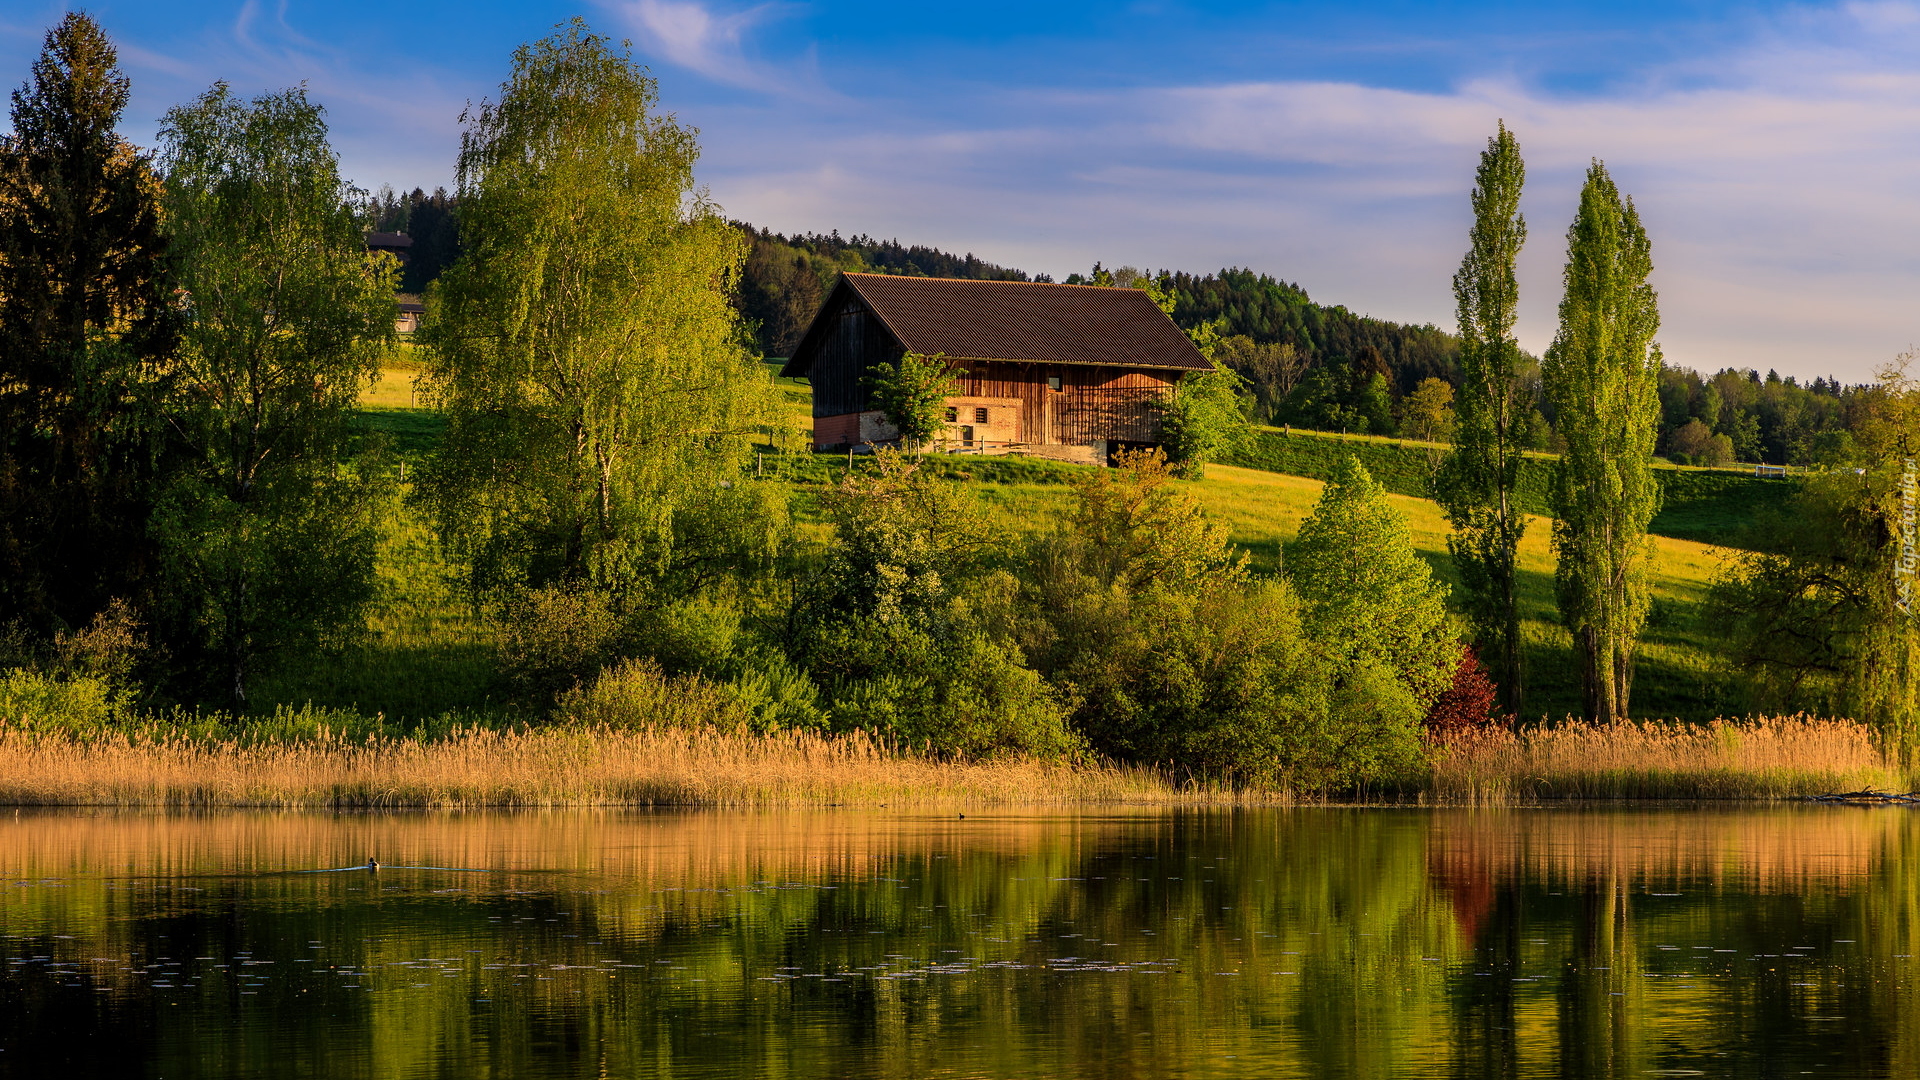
[1436,122,1529,714]
[419,20,780,603]
[1541,162,1663,720]
[154,84,397,710]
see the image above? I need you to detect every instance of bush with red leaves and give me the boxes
[1423,646,1506,734]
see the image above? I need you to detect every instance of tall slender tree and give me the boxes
[153,84,398,710]
[418,20,779,603]
[0,13,177,634]
[1541,161,1663,720]
[1436,122,1529,714]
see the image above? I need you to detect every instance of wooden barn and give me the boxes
[779,273,1209,464]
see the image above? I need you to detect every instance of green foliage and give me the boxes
[1216,335,1306,423]
[154,82,397,709]
[496,583,625,703]
[1437,122,1531,713]
[1542,161,1664,720]
[1013,452,1418,789]
[793,451,1078,758]
[1289,457,1459,707]
[0,668,129,732]
[1400,378,1456,444]
[1157,361,1249,478]
[865,352,961,451]
[0,13,180,637]
[417,19,776,602]
[1058,448,1247,591]
[554,657,755,730]
[1711,358,1920,748]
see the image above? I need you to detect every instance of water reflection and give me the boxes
[0,807,1912,1078]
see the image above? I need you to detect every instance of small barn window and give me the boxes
[1047,375,1062,392]
[974,407,989,424]
[944,407,957,422]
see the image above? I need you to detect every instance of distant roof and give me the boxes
[365,232,413,249]
[783,273,1210,377]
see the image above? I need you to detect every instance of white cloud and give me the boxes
[698,2,1920,381]
[599,0,824,97]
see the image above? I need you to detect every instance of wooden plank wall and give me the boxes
[953,361,1171,446]
[808,291,904,418]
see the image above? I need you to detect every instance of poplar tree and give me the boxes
[1436,122,1529,713]
[1541,162,1663,720]
[419,20,779,602]
[154,84,398,710]
[0,14,177,634]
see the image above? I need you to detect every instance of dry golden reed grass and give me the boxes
[1428,714,1906,802]
[0,725,1250,809]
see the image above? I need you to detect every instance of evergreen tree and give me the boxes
[1540,162,1663,720]
[418,20,780,604]
[0,13,178,636]
[153,84,399,710]
[1436,122,1529,713]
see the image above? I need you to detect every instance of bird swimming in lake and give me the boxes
[366,857,380,872]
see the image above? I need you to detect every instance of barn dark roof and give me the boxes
[781,273,1209,378]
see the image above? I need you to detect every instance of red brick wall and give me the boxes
[813,412,862,449]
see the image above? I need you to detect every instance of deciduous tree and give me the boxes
[1540,161,1663,720]
[153,83,398,710]
[418,20,780,604]
[865,352,960,452]
[1436,122,1529,714]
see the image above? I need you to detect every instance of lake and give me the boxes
[0,806,1911,1078]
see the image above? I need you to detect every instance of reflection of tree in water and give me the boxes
[2,808,1919,1077]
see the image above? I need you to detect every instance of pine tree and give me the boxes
[0,13,178,635]
[1541,162,1663,720]
[1436,122,1529,715]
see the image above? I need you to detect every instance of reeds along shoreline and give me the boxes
[1426,714,1905,802]
[0,725,1255,809]
[0,714,1900,808]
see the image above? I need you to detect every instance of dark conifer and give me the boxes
[0,13,179,634]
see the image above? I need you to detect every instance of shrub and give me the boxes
[556,658,753,730]
[1423,646,1504,734]
[0,668,127,732]
[496,584,624,702]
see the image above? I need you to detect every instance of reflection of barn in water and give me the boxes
[780,273,1209,465]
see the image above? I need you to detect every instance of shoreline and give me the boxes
[0,714,1901,809]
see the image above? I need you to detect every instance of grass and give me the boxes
[0,725,1255,808]
[1427,715,1904,801]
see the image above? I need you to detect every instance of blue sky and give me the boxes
[3,1,1917,380]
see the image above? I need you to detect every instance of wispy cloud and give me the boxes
[698,1,1920,380]
[599,0,825,97]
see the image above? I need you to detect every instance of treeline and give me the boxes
[735,225,1036,357]
[364,185,461,294]
[359,165,1864,467]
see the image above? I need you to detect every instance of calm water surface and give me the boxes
[1,806,1915,1078]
